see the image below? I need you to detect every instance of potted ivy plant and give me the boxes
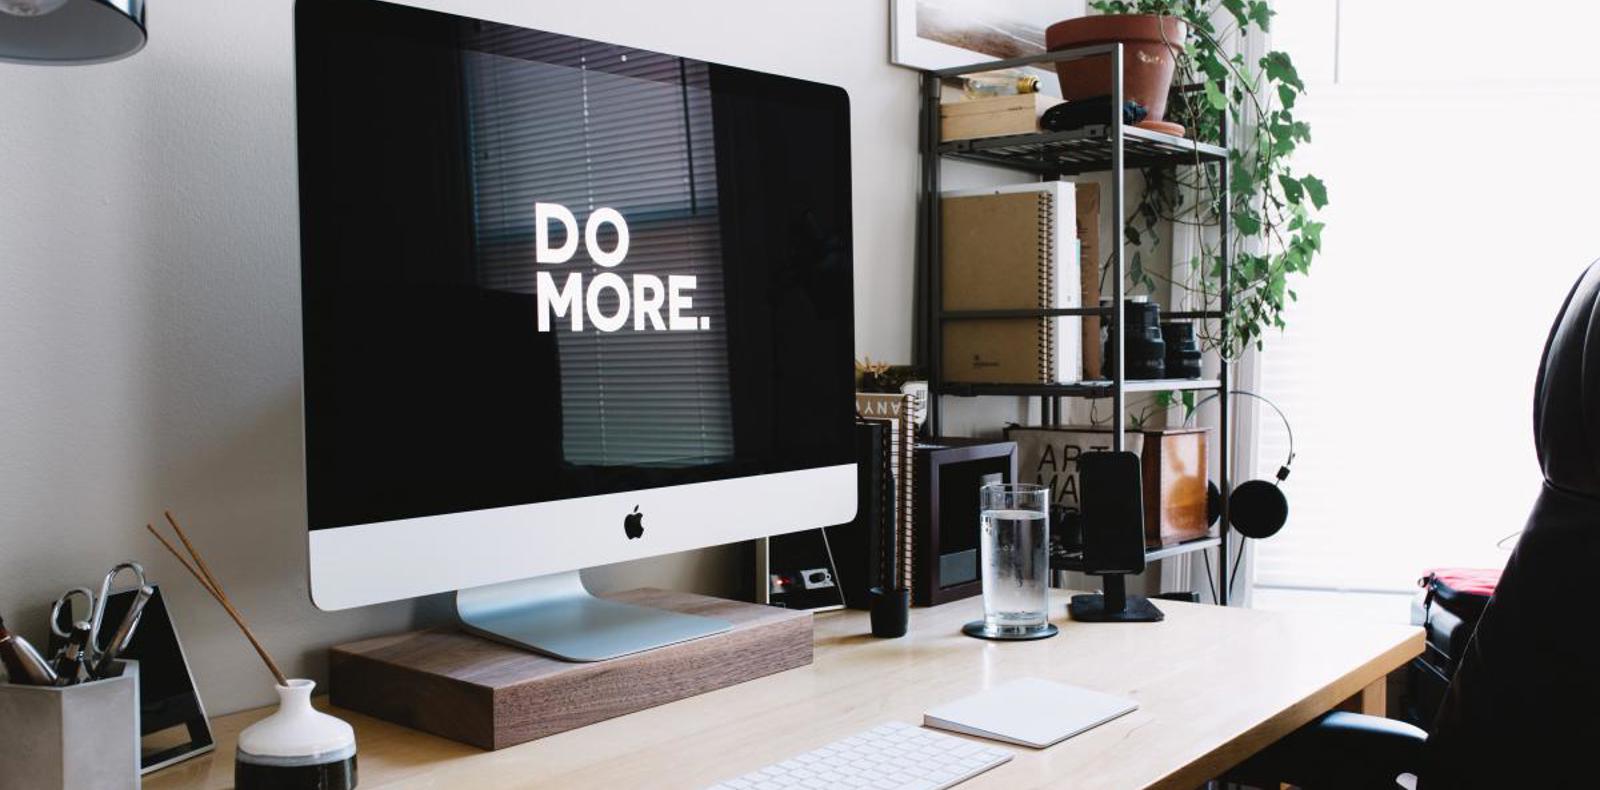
[1058,1,1327,364]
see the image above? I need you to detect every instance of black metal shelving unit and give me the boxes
[916,43,1236,604]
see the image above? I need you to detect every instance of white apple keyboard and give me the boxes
[707,721,1012,790]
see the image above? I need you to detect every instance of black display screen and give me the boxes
[295,0,855,530]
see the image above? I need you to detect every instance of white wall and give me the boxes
[0,0,1112,715]
[0,0,1007,715]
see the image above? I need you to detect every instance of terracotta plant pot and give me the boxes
[1045,14,1187,123]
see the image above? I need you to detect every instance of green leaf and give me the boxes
[1301,174,1328,209]
[1276,83,1297,110]
[1232,210,1261,235]
[1230,161,1255,196]
[1278,174,1305,204]
[1203,79,1228,111]
[1220,0,1249,27]
[1261,51,1304,91]
[1303,220,1325,249]
[1247,0,1275,32]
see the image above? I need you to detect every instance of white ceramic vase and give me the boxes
[236,679,358,789]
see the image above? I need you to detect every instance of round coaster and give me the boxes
[961,620,1059,641]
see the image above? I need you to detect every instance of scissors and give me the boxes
[49,561,148,659]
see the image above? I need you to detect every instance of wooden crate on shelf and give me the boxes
[1006,425,1211,548]
[939,92,1062,142]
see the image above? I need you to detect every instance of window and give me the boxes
[465,40,734,467]
[1252,1,1600,604]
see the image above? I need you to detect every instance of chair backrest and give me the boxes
[1424,261,1600,786]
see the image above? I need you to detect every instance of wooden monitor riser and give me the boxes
[328,588,811,750]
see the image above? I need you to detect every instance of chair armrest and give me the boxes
[1229,712,1427,789]
[1313,711,1428,760]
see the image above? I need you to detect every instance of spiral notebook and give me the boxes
[941,182,1081,384]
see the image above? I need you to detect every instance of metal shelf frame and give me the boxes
[939,378,1221,399]
[1051,536,1221,573]
[916,42,1236,602]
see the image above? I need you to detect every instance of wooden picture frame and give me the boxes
[913,438,1018,606]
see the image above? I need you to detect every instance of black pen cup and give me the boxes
[868,586,910,638]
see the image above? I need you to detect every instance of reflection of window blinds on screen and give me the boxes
[463,43,734,467]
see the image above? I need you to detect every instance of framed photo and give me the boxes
[890,0,1076,79]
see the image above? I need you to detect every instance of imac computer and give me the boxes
[295,0,856,661]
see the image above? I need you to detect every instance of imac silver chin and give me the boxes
[307,465,858,661]
[455,572,730,662]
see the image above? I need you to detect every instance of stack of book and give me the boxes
[855,392,917,591]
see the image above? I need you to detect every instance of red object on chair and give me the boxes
[1420,567,1501,618]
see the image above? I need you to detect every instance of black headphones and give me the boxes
[1186,390,1296,540]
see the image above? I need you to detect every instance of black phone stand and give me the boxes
[1068,574,1164,622]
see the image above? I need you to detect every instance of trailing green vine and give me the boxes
[1089,0,1325,359]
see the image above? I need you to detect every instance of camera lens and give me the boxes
[1102,298,1166,379]
[1161,321,1203,379]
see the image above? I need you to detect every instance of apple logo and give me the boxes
[624,506,644,540]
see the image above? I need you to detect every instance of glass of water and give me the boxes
[963,483,1057,640]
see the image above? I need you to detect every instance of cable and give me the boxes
[1201,549,1219,604]
[1185,388,1295,471]
[1187,389,1296,601]
[1227,535,1246,600]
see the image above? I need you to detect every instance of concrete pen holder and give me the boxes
[0,662,140,790]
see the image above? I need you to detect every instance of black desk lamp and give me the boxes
[1069,450,1165,622]
[0,0,145,65]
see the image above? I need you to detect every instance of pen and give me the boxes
[52,621,93,685]
[90,585,153,680]
[0,613,60,686]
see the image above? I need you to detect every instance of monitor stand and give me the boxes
[1068,574,1165,622]
[455,571,733,662]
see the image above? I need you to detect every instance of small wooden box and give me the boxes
[1138,427,1210,546]
[329,589,812,750]
[1007,426,1211,547]
[939,93,1062,142]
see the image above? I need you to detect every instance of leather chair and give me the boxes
[1234,261,1600,788]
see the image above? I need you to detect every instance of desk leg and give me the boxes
[1337,677,1387,716]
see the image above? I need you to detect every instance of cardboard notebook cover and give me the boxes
[328,589,812,750]
[941,186,1080,384]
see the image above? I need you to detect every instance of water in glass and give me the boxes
[980,507,1049,631]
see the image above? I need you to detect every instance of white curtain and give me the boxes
[1158,8,1269,607]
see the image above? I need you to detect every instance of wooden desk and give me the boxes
[146,592,1421,789]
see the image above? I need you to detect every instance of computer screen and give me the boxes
[297,0,856,608]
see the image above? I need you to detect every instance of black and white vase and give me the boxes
[235,679,357,789]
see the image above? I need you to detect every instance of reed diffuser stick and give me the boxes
[145,525,220,598]
[147,514,288,686]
